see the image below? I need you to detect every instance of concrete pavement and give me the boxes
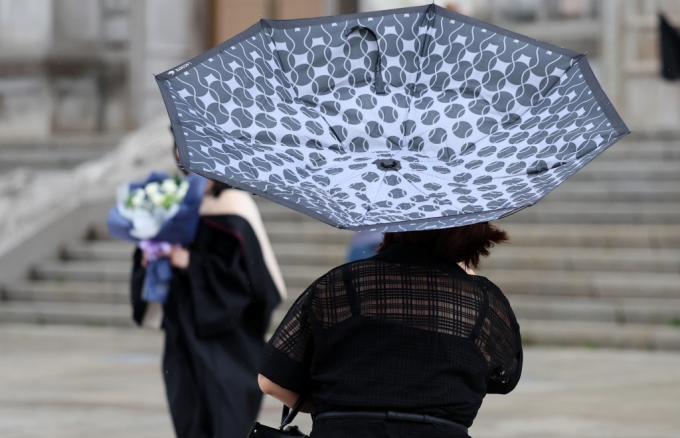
[0,323,679,438]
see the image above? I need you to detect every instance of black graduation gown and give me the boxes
[660,13,680,80]
[131,214,281,438]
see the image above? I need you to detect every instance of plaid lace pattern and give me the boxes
[258,242,522,428]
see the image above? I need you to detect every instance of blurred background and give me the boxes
[0,0,678,437]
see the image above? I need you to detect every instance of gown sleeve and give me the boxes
[186,226,254,338]
[477,281,523,394]
[130,248,148,326]
[257,286,315,394]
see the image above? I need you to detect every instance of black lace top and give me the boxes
[258,242,522,433]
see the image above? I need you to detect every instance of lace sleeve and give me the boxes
[258,284,315,393]
[475,280,523,394]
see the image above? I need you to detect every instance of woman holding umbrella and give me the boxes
[258,223,521,437]
[154,3,628,437]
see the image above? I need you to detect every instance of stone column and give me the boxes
[600,0,621,107]
[0,0,54,138]
[129,0,206,128]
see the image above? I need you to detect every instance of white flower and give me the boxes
[150,192,165,206]
[176,181,189,200]
[161,179,178,194]
[131,189,146,208]
[145,182,160,196]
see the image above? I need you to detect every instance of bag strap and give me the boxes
[280,394,307,428]
[342,266,361,317]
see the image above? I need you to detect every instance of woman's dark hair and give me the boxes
[377,222,509,269]
[207,181,232,197]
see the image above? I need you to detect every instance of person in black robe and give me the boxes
[660,13,680,80]
[130,179,286,438]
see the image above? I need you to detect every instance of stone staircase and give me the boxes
[1,133,679,350]
[0,234,133,326]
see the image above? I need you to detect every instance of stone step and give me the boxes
[475,269,680,299]
[500,202,680,225]
[86,219,352,244]
[265,224,352,244]
[91,222,680,251]
[598,141,680,160]
[500,224,680,249]
[546,181,680,202]
[33,259,336,289]
[561,161,680,181]
[508,296,680,325]
[2,281,127,304]
[519,320,680,351]
[63,242,135,261]
[270,243,680,274]
[33,261,130,283]
[271,243,348,266]
[85,224,114,241]
[65,241,349,266]
[277,264,339,289]
[484,246,680,274]
[0,301,133,327]
[62,240,346,269]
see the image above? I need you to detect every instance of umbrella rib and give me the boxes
[358,177,386,224]
[395,170,428,196]
[397,167,458,183]
[391,7,437,165]
[329,169,369,189]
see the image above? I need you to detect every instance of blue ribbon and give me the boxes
[142,258,174,303]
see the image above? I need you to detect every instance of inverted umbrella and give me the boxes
[156,4,628,232]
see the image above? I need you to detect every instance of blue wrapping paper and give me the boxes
[107,171,207,303]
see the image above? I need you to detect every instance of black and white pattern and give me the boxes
[157,4,629,232]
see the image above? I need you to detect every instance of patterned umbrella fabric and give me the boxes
[156,4,629,232]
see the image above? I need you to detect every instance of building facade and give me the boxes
[0,0,677,143]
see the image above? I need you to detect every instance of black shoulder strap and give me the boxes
[341,265,361,317]
[280,394,307,428]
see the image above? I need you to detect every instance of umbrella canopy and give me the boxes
[157,4,629,232]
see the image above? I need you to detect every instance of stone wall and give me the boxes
[0,0,205,138]
[600,0,680,132]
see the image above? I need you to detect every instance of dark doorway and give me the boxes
[338,0,358,14]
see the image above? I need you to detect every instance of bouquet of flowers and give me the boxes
[107,171,207,303]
